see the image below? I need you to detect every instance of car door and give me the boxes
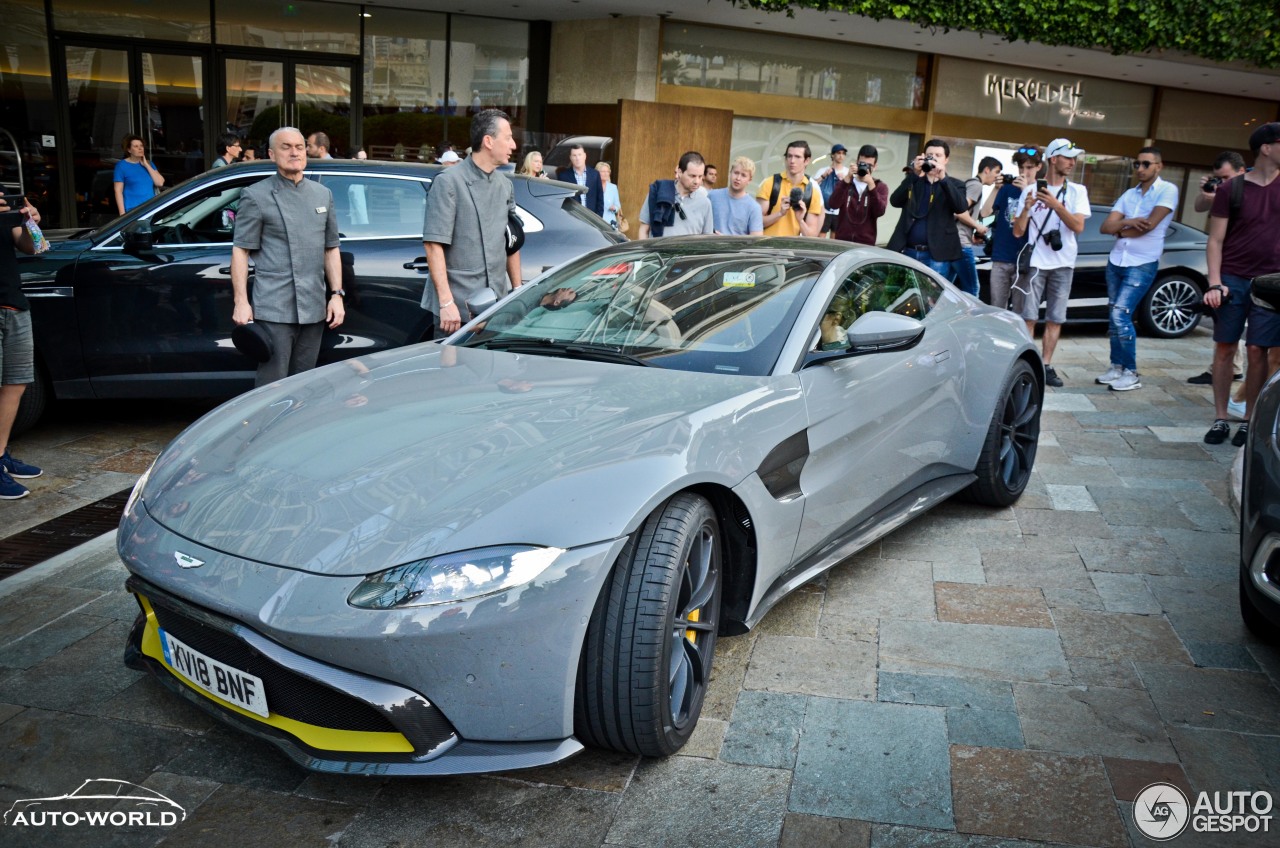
[71,174,259,397]
[315,172,435,355]
[793,262,966,562]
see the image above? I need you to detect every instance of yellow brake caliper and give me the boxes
[685,608,700,644]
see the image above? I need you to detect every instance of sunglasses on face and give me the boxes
[1132,160,1159,169]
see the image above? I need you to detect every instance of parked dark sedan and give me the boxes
[1240,366,1280,643]
[977,205,1209,339]
[13,160,623,434]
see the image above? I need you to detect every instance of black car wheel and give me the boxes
[575,493,722,757]
[10,361,49,438]
[1241,575,1280,643]
[1139,275,1203,339]
[965,359,1041,507]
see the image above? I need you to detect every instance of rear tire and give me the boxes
[10,362,49,439]
[1241,575,1280,644]
[965,359,1041,506]
[1139,275,1202,339]
[575,493,722,757]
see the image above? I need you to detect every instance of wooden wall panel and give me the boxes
[616,99,734,224]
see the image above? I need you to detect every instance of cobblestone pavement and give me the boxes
[1,328,1277,848]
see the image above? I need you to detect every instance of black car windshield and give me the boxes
[456,248,827,376]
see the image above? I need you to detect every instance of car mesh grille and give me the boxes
[150,599,398,735]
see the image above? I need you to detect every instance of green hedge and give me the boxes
[730,0,1280,67]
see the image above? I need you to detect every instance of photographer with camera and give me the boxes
[1186,151,1248,391]
[1201,123,1280,446]
[827,144,888,245]
[757,140,825,238]
[981,145,1041,313]
[886,139,967,278]
[1011,138,1091,388]
[1095,147,1178,393]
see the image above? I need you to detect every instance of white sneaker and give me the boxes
[1110,369,1142,391]
[1096,365,1124,385]
[1228,399,1248,419]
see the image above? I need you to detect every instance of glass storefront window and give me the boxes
[663,23,921,109]
[0,0,61,223]
[216,0,359,55]
[362,7,448,160]
[731,116,912,245]
[449,16,530,125]
[52,0,211,42]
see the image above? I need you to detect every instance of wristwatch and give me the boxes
[329,289,345,298]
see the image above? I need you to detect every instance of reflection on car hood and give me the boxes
[143,345,772,575]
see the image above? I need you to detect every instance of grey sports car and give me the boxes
[119,237,1043,776]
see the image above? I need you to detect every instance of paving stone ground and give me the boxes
[1,329,1277,847]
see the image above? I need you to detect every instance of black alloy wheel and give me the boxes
[965,359,1041,506]
[575,493,723,757]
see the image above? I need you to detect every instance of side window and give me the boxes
[322,176,426,238]
[150,184,245,245]
[815,262,936,350]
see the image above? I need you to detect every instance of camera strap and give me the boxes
[1027,182,1069,245]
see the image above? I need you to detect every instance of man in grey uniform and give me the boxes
[422,109,521,335]
[231,126,345,386]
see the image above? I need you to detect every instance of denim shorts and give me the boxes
[1021,266,1073,324]
[0,307,34,385]
[1213,272,1253,344]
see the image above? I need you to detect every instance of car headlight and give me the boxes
[124,458,157,517]
[347,545,565,609]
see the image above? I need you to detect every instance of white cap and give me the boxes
[1044,138,1085,159]
[439,150,461,163]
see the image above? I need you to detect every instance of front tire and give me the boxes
[965,359,1041,506]
[1139,275,1202,339]
[1241,575,1280,644]
[575,493,722,757]
[10,362,49,438]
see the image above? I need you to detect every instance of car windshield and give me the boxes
[456,248,827,376]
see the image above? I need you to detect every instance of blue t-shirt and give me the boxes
[114,159,155,212]
[989,184,1028,263]
[708,189,763,235]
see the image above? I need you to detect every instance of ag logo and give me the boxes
[174,551,204,569]
[1134,782,1190,841]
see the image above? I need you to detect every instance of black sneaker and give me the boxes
[1187,371,1243,385]
[1232,422,1250,447]
[1044,365,1064,388]
[1204,419,1231,445]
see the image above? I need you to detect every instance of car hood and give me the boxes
[141,345,779,576]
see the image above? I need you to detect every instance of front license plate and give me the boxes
[159,628,269,718]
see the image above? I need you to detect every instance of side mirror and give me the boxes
[122,220,154,256]
[466,287,498,315]
[846,311,926,352]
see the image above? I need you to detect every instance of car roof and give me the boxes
[625,234,879,263]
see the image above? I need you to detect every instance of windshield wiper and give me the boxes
[482,338,651,367]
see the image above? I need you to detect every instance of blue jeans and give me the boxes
[951,246,979,296]
[902,248,954,281]
[1106,260,1158,371]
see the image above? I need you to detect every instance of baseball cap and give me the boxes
[439,150,461,163]
[1044,138,1085,159]
[1248,122,1280,153]
[831,144,848,154]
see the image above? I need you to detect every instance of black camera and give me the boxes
[788,187,803,207]
[1043,229,1063,251]
[921,156,936,173]
[856,162,870,178]
[1002,174,1015,185]
[1204,177,1223,193]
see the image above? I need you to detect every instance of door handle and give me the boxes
[403,258,429,271]
[217,267,253,276]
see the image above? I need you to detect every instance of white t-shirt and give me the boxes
[1013,181,1092,270]
[1107,177,1179,266]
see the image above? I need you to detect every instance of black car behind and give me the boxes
[1240,367,1280,642]
[14,160,623,434]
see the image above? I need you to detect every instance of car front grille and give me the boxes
[149,597,398,735]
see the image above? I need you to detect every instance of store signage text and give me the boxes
[984,74,1104,123]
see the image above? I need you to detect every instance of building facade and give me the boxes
[2,0,1276,231]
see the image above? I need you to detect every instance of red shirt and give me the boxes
[828,178,889,246]
[1212,175,1280,278]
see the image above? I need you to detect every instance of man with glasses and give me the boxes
[757,141,824,238]
[1012,138,1091,388]
[211,134,242,169]
[1095,147,1178,392]
[828,144,888,245]
[637,151,714,239]
[981,145,1041,312]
